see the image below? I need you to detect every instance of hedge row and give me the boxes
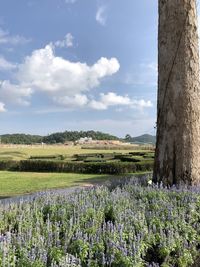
[0,160,154,174]
[74,153,122,161]
[30,155,66,160]
[81,145,154,150]
[0,160,19,171]
[20,160,153,174]
[119,157,141,163]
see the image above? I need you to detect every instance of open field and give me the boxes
[0,145,154,175]
[0,171,110,198]
[0,171,150,198]
[0,145,151,160]
[0,145,97,160]
[0,145,154,198]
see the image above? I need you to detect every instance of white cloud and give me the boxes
[100,92,131,106]
[89,100,107,110]
[0,56,16,71]
[38,90,152,111]
[54,94,88,108]
[0,80,32,106]
[65,0,77,3]
[96,6,107,26]
[55,33,74,48]
[0,44,120,110]
[89,93,131,110]
[0,44,152,112]
[132,99,153,108]
[89,92,153,110]
[125,62,157,87]
[0,27,30,45]
[16,44,120,95]
[47,90,152,111]
[0,102,6,112]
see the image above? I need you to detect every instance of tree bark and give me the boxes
[153,0,200,186]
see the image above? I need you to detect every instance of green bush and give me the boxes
[129,152,146,156]
[114,154,129,160]
[82,145,137,150]
[83,157,106,163]
[0,154,154,174]
[119,157,141,163]
[19,160,153,174]
[74,153,101,157]
[143,153,155,159]
[136,161,154,172]
[0,160,20,171]
[30,155,62,160]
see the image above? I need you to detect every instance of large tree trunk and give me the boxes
[153,0,200,186]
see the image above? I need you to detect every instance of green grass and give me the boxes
[0,145,150,160]
[0,170,151,198]
[0,171,111,198]
[0,146,153,198]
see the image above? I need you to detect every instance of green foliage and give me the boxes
[0,160,19,171]
[48,247,64,264]
[0,130,119,144]
[83,157,106,163]
[30,155,65,160]
[18,160,153,174]
[104,204,115,223]
[0,171,108,197]
[68,239,90,264]
[117,156,141,162]
[43,130,119,144]
[0,151,154,174]
[0,134,43,144]
[82,145,138,150]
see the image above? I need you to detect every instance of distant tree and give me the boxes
[0,131,120,144]
[125,134,132,141]
[0,134,43,144]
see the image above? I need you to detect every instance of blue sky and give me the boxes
[0,0,158,137]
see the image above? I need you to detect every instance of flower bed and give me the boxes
[1,182,200,266]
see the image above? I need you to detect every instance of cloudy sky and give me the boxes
[0,0,158,137]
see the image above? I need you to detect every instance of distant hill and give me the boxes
[125,134,156,144]
[0,134,43,145]
[0,132,156,145]
[43,131,119,144]
[0,131,119,144]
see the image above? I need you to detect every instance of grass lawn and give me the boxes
[0,145,147,160]
[0,145,153,198]
[0,170,151,198]
[0,171,112,198]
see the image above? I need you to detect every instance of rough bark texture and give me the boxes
[153,0,200,186]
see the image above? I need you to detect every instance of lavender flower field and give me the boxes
[1,181,200,267]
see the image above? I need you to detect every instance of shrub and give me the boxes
[0,156,153,174]
[18,160,153,174]
[0,160,19,171]
[83,157,106,163]
[30,155,64,160]
[119,157,141,163]
[129,152,146,156]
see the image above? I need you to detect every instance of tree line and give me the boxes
[0,131,119,144]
